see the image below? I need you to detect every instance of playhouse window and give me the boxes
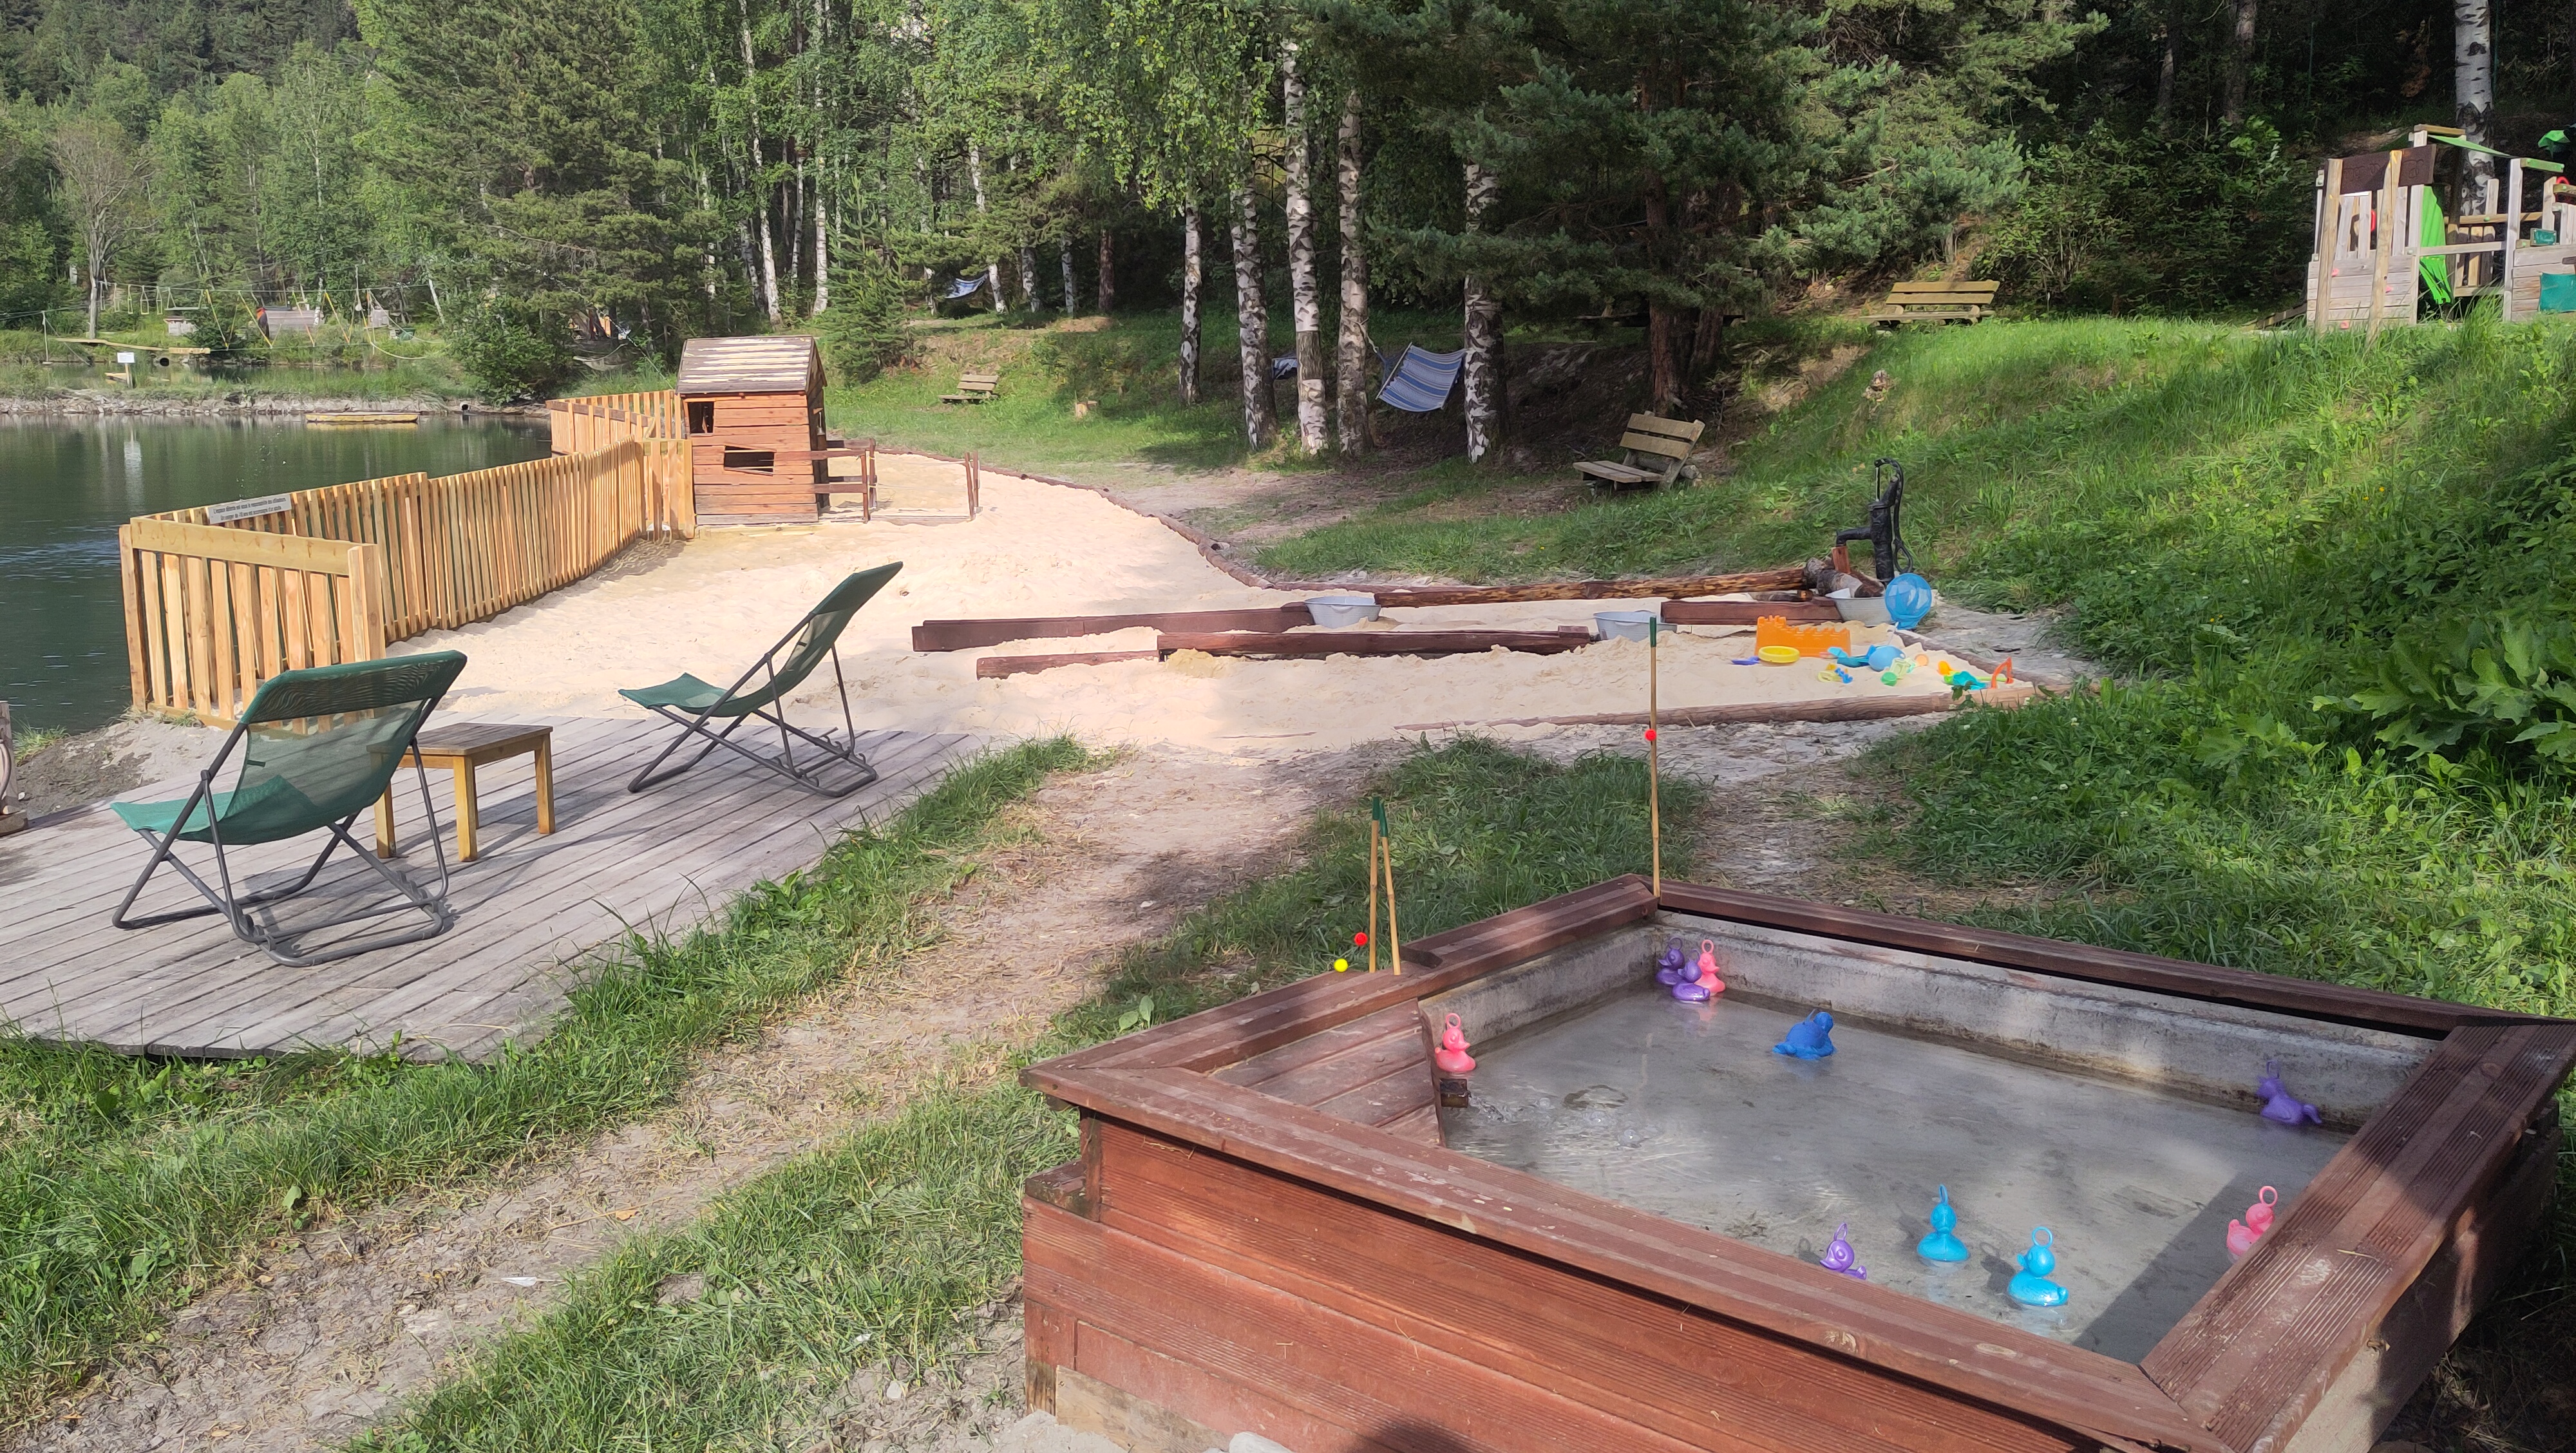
[687,401,715,434]
[723,446,775,473]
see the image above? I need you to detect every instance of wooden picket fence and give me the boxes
[121,520,392,726]
[123,431,694,725]
[546,390,687,455]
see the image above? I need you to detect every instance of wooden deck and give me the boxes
[0,716,978,1061]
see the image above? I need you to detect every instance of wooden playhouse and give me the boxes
[677,335,832,527]
[2306,124,2576,328]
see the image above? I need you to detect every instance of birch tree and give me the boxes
[1233,184,1274,448]
[51,116,147,337]
[1180,205,1201,401]
[1281,39,1325,453]
[2455,0,2494,194]
[1460,159,1500,462]
[1334,87,1369,455]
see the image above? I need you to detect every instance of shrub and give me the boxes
[450,298,573,400]
[813,258,913,385]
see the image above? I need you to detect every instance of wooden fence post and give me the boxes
[345,543,389,663]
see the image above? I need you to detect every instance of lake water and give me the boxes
[1,415,551,736]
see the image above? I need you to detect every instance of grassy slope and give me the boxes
[0,739,1086,1427]
[355,740,1698,1449]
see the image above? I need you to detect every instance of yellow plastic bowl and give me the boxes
[1756,645,1803,666]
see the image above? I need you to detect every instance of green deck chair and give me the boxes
[110,652,470,967]
[621,562,901,797]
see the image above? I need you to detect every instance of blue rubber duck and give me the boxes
[1772,1011,1836,1059]
[1917,1186,1969,1263]
[2008,1227,2069,1307]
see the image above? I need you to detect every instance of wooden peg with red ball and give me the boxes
[1643,728,1656,742]
[1353,931,1368,947]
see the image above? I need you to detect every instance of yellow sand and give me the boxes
[393,459,1971,750]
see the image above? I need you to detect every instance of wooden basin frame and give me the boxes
[1022,877,2575,1453]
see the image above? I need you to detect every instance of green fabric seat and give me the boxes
[622,563,902,797]
[111,652,471,967]
[619,674,729,715]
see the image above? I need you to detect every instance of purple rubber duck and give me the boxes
[1820,1222,1868,1280]
[2257,1058,2322,1126]
[1654,937,1689,986]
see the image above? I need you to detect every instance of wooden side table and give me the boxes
[376,723,555,864]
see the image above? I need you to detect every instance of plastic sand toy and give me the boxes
[2257,1059,2322,1126]
[1821,1222,1868,1280]
[2009,1228,2069,1307]
[1755,617,1852,658]
[1917,1186,1970,1262]
[1772,1011,1837,1059]
[1434,1013,1477,1075]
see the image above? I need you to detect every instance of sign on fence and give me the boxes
[206,493,294,525]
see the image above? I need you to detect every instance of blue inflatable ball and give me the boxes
[1884,573,1934,630]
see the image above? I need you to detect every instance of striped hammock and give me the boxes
[1378,345,1466,413]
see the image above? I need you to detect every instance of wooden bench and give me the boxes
[939,371,1000,404]
[1869,280,1999,325]
[1574,413,1705,489]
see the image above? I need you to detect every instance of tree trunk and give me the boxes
[1097,230,1116,314]
[1461,160,1501,463]
[86,272,100,337]
[1640,166,1680,412]
[740,4,781,322]
[1180,207,1201,404]
[784,139,801,303]
[1061,242,1079,313]
[2223,0,2257,124]
[968,141,1002,312]
[1281,41,1327,453]
[810,0,829,312]
[2154,0,2179,130]
[1232,185,1274,450]
[1334,88,1370,456]
[2456,0,2496,192]
[1019,243,1041,309]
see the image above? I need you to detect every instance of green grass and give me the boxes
[822,306,1522,477]
[0,737,1088,1427]
[354,738,1698,1450]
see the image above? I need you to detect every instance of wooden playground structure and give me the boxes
[2306,124,2576,330]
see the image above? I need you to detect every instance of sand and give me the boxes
[390,459,1978,754]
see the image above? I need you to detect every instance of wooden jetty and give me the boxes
[304,411,421,425]
[0,716,976,1060]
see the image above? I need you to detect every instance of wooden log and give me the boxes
[977,651,1161,678]
[1394,682,2041,730]
[1273,569,1806,606]
[1660,599,1841,625]
[915,605,1313,652]
[1159,628,1595,658]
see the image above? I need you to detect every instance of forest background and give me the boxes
[1,0,2570,428]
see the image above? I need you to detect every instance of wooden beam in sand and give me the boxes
[1660,599,1841,625]
[1289,567,1804,608]
[976,650,1160,678]
[1394,682,2042,730]
[914,603,1313,652]
[1159,628,1595,659]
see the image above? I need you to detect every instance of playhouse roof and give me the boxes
[677,335,824,395]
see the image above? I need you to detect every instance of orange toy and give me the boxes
[1754,616,1852,658]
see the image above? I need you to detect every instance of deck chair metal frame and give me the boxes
[623,562,902,797]
[109,652,471,967]
[1575,413,1706,489]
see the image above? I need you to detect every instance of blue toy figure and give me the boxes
[1917,1185,1969,1262]
[2008,1227,2069,1307]
[1772,1011,1836,1059]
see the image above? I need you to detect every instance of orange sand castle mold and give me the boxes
[1754,616,1852,658]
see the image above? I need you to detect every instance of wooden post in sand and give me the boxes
[1373,797,1401,974]
[1647,618,1661,896]
[1365,815,1380,973]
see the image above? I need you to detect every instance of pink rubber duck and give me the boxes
[1693,939,1727,997]
[1433,1013,1476,1075]
[2226,1186,2279,1260]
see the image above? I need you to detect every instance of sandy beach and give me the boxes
[384,457,1976,754]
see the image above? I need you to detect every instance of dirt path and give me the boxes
[14,744,1373,1453]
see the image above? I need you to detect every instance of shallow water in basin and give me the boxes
[1440,985,2350,1360]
